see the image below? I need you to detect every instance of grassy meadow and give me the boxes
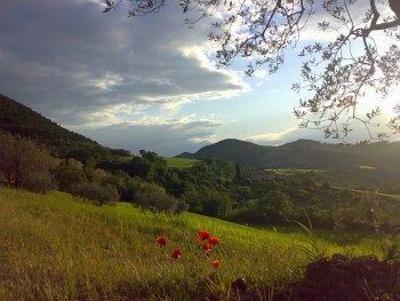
[166,157,199,169]
[0,187,388,300]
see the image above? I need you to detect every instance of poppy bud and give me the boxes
[156,235,167,247]
[212,259,221,269]
[171,248,182,259]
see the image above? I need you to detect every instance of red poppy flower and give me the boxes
[208,236,221,246]
[198,230,211,241]
[203,242,213,255]
[171,248,182,259]
[156,235,167,247]
[212,259,221,269]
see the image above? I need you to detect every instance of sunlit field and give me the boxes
[166,158,199,169]
[0,187,386,300]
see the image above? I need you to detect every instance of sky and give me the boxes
[1,0,399,156]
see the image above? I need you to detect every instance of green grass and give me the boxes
[0,187,386,300]
[166,157,199,169]
[265,168,325,176]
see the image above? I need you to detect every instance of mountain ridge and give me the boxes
[2,92,399,171]
[177,137,400,170]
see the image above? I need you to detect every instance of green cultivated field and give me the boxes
[166,157,199,169]
[0,188,386,300]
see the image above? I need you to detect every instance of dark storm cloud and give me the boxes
[0,0,243,125]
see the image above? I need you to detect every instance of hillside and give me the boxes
[178,138,400,171]
[0,93,129,161]
[0,187,384,300]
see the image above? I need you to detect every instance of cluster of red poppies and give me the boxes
[155,229,221,269]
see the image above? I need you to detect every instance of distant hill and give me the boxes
[178,138,400,171]
[0,93,129,162]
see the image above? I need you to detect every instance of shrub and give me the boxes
[70,182,119,205]
[55,159,86,191]
[22,172,55,193]
[185,190,232,218]
[257,190,294,224]
[0,131,57,193]
[120,177,143,202]
[134,182,180,213]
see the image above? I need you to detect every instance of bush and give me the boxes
[0,131,57,193]
[22,172,55,193]
[120,177,143,202]
[55,159,86,191]
[70,182,119,205]
[185,190,232,217]
[257,190,294,225]
[134,182,181,213]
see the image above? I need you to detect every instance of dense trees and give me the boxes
[227,174,398,234]
[0,131,57,192]
[184,190,232,217]
[3,92,400,234]
[0,131,121,203]
[179,138,400,174]
[0,129,232,213]
[0,94,128,164]
[2,128,400,233]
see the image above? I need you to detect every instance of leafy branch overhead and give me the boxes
[103,0,400,141]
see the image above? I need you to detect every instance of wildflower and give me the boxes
[156,235,167,247]
[198,230,211,241]
[208,236,221,246]
[212,259,221,269]
[171,248,182,259]
[203,242,213,255]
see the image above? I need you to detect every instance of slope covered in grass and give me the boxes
[0,188,385,300]
[166,157,199,169]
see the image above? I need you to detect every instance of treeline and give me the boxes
[1,130,399,235]
[0,131,235,216]
[227,177,398,235]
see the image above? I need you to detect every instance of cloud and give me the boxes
[246,127,340,146]
[247,115,400,146]
[79,116,223,156]
[0,0,246,126]
[247,128,301,145]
